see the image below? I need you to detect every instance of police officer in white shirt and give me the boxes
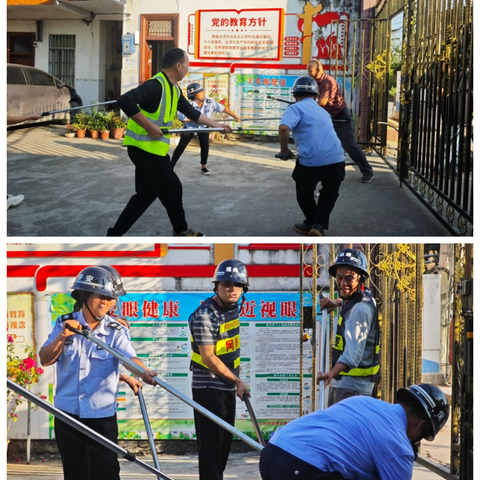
[171,82,240,175]
[39,266,158,480]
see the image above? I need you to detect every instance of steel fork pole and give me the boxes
[117,298,163,477]
[243,394,265,447]
[6,380,174,480]
[137,379,163,477]
[40,100,117,117]
[65,325,264,452]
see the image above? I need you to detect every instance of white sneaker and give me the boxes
[7,194,25,210]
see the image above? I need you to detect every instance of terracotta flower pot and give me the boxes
[76,129,86,138]
[110,127,125,139]
[90,130,99,139]
[100,130,110,140]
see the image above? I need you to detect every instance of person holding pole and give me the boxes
[307,59,375,183]
[277,76,345,237]
[171,82,240,175]
[316,248,380,406]
[259,384,450,480]
[188,259,251,480]
[107,48,232,237]
[39,266,158,480]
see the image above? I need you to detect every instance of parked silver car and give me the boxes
[7,63,82,124]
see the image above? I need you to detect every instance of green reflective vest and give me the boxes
[123,72,180,156]
[331,288,380,381]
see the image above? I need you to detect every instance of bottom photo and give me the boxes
[6,243,472,480]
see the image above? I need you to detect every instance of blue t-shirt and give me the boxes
[270,396,415,480]
[280,97,344,167]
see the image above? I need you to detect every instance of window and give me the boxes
[28,70,56,87]
[49,34,76,87]
[7,65,27,85]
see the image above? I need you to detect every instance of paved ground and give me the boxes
[7,124,452,237]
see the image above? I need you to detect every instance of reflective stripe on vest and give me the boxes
[331,289,380,381]
[123,72,180,156]
[191,352,241,372]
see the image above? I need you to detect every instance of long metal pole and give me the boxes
[162,127,278,134]
[243,394,265,447]
[116,298,163,477]
[65,325,264,452]
[218,117,282,122]
[40,100,117,116]
[6,380,175,480]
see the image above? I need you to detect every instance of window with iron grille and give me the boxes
[148,20,173,37]
[48,34,76,87]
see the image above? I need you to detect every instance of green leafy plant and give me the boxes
[72,111,91,130]
[109,115,128,129]
[7,336,46,438]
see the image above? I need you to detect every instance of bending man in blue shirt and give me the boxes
[259,384,449,480]
[277,76,345,237]
[39,266,158,480]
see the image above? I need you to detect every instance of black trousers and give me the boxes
[259,443,345,480]
[192,387,236,480]
[292,160,345,229]
[171,131,210,168]
[333,108,373,176]
[328,387,370,407]
[108,146,188,235]
[54,412,120,480]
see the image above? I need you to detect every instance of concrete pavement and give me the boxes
[7,124,451,237]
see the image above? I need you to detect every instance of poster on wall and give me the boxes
[193,9,284,61]
[49,292,314,441]
[7,293,35,354]
[235,73,296,134]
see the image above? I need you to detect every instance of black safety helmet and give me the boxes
[212,259,249,293]
[292,76,319,95]
[98,265,126,296]
[328,248,369,280]
[71,266,118,298]
[187,82,205,100]
[397,384,450,441]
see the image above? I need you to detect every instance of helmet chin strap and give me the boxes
[84,299,105,322]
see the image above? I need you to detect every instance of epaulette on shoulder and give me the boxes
[107,321,125,331]
[60,312,78,322]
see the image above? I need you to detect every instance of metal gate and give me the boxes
[299,243,424,411]
[329,1,473,236]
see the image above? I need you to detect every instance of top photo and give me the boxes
[7,0,473,237]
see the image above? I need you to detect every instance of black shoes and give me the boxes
[361,173,374,183]
[294,222,313,235]
[309,224,325,236]
[173,228,205,237]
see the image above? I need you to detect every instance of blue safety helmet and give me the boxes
[328,248,369,279]
[397,384,450,441]
[98,265,126,296]
[71,266,118,298]
[212,259,249,292]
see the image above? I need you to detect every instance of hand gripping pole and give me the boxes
[6,379,175,480]
[65,324,264,452]
[242,394,266,447]
[116,298,163,478]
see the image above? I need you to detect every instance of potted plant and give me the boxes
[7,336,46,447]
[71,111,90,138]
[109,114,128,139]
[88,112,105,139]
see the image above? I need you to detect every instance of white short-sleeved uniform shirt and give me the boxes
[177,97,225,129]
[42,311,137,418]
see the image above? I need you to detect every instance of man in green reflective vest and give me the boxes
[188,259,250,480]
[107,48,232,237]
[316,248,380,406]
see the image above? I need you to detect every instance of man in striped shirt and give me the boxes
[188,259,250,480]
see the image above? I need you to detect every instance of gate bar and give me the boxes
[65,324,264,452]
[6,379,175,480]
